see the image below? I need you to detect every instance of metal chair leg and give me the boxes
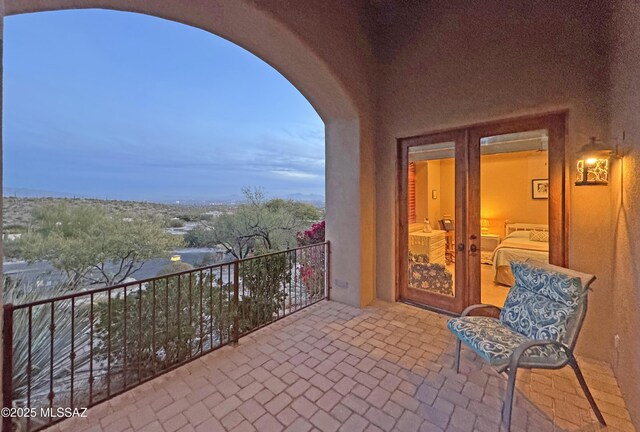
[569,358,607,426]
[453,339,461,373]
[502,366,518,431]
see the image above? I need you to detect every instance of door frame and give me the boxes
[396,111,568,313]
[397,129,468,313]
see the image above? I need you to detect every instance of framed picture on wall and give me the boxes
[532,179,549,199]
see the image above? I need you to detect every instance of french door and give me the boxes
[397,113,567,314]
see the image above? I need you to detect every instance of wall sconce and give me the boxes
[480,219,490,233]
[575,137,612,186]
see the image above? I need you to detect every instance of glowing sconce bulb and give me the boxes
[575,137,612,186]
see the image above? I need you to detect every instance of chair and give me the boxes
[408,251,453,296]
[439,219,456,264]
[446,260,606,431]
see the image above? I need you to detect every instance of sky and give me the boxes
[3,9,325,203]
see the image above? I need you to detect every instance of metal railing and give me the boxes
[2,241,329,432]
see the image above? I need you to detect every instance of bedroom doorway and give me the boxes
[398,113,567,314]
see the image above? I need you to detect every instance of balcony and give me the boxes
[2,243,329,432]
[21,301,636,432]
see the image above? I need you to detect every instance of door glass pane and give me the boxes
[407,142,456,297]
[479,129,549,306]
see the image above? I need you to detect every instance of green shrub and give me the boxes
[92,254,292,382]
[94,272,232,383]
[168,219,185,228]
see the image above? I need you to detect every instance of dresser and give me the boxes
[409,230,447,265]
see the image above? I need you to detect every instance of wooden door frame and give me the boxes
[397,129,468,313]
[466,112,567,305]
[396,111,568,313]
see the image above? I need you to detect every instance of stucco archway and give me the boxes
[2,0,376,311]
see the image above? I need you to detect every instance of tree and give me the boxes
[185,188,322,259]
[16,203,182,290]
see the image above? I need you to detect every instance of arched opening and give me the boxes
[4,7,326,285]
[0,1,376,421]
[3,0,373,310]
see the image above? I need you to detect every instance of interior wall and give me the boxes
[427,161,441,226]
[414,159,457,229]
[440,159,455,220]
[481,151,549,235]
[374,0,614,361]
[609,0,640,426]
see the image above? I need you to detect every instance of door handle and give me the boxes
[457,243,465,251]
[469,244,478,253]
[470,234,477,240]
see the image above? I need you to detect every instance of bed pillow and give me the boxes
[529,230,549,242]
[506,231,531,240]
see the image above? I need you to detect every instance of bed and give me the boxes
[492,223,549,286]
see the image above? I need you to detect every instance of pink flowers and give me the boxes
[296,220,325,292]
[297,220,325,246]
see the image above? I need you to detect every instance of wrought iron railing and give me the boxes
[2,241,329,431]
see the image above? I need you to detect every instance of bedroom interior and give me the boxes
[407,129,550,308]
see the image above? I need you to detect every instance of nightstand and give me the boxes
[480,233,501,264]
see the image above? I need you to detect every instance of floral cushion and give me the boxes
[408,252,453,296]
[510,261,584,307]
[500,261,585,342]
[447,316,567,366]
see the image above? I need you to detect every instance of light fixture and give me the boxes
[575,137,612,186]
[481,219,490,233]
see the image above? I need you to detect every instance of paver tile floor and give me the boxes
[48,300,636,432]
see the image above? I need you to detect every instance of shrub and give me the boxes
[296,220,325,246]
[168,219,185,228]
[296,221,326,300]
[93,272,232,384]
[93,256,291,384]
[237,254,289,330]
[4,277,92,430]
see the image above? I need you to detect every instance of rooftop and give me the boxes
[48,300,634,432]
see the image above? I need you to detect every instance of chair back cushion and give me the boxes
[500,261,586,343]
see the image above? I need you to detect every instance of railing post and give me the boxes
[325,241,330,301]
[3,304,14,432]
[232,260,240,345]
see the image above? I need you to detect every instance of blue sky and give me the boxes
[3,9,325,203]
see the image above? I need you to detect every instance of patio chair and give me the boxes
[409,251,453,296]
[446,260,606,431]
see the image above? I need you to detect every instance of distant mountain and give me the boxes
[4,187,325,207]
[157,193,325,207]
[281,193,325,206]
[3,187,88,199]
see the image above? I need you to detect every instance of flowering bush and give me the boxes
[296,221,326,300]
[296,221,325,246]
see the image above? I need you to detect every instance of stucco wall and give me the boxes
[374,0,615,361]
[610,0,640,425]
